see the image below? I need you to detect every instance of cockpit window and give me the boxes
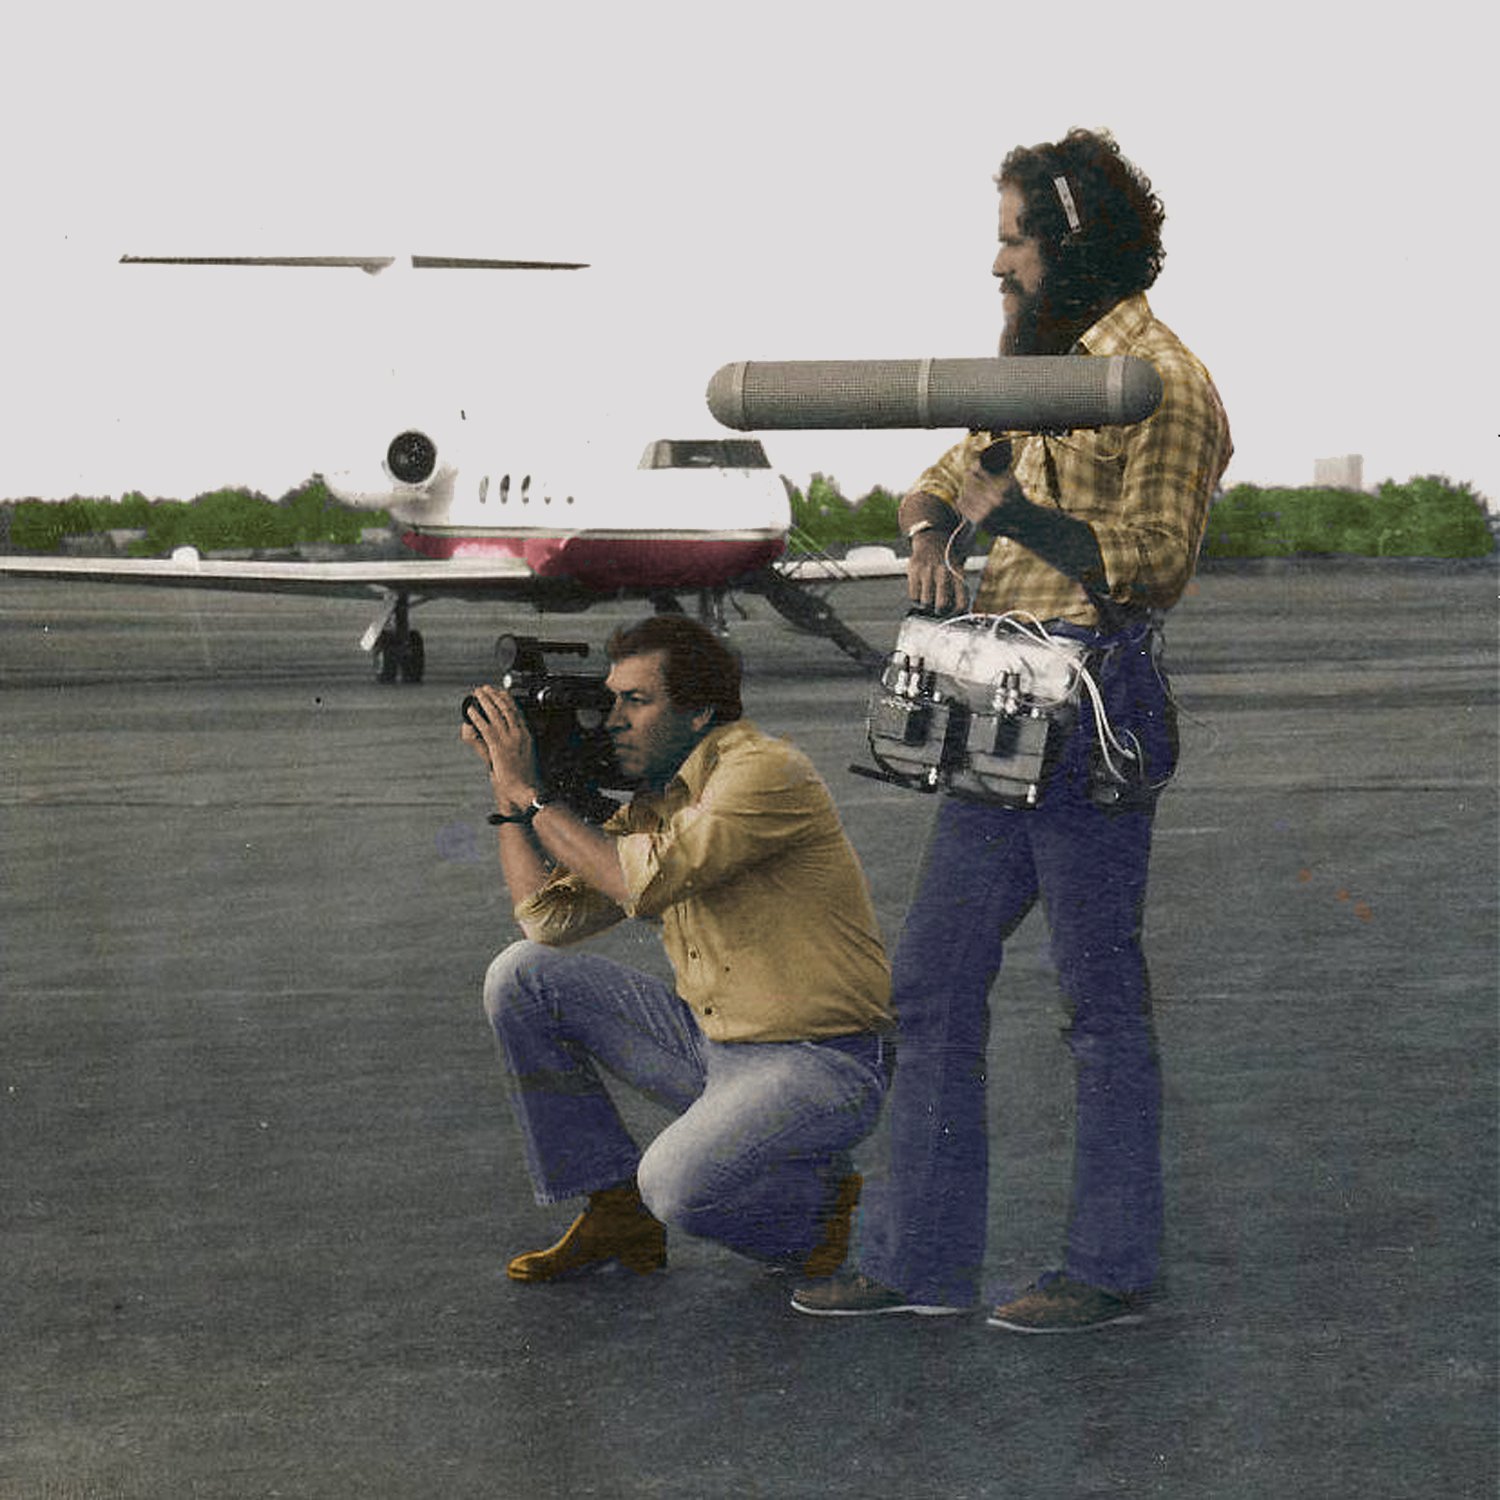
[638,440,770,470]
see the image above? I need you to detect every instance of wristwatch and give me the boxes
[488,789,555,826]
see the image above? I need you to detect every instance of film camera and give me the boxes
[852,612,1093,808]
[461,635,627,823]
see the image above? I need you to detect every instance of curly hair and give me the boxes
[997,128,1166,314]
[606,614,743,724]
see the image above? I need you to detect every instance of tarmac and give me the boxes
[2,560,1496,1499]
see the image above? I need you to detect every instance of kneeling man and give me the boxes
[464,615,892,1283]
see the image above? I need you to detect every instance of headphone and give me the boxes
[1053,175,1082,239]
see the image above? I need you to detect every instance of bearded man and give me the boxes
[793,128,1232,1332]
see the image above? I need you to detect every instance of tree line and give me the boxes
[786,473,1495,559]
[1,473,1492,559]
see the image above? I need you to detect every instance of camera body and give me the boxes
[462,636,627,823]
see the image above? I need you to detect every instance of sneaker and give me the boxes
[791,1271,967,1318]
[986,1272,1146,1334]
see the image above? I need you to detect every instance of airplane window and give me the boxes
[500,475,510,503]
[479,476,489,503]
[637,440,770,470]
[721,441,770,468]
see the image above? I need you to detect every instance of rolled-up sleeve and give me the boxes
[911,433,989,508]
[512,806,631,946]
[513,871,626,946]
[1086,348,1232,610]
[615,745,827,920]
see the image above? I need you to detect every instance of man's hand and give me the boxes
[957,450,1110,598]
[464,687,631,907]
[954,444,1023,533]
[900,491,969,615]
[461,684,541,817]
[907,530,969,615]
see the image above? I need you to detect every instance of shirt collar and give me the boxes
[648,719,755,805]
[1076,292,1152,356]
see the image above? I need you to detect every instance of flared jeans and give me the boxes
[484,941,889,1263]
[861,624,1172,1305]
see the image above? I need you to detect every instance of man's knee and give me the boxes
[482,938,555,1027]
[636,1143,715,1235]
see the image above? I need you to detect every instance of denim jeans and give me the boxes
[483,941,889,1263]
[860,624,1171,1305]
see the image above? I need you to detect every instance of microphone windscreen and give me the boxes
[706,356,1161,432]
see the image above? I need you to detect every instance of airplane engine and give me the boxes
[386,429,439,486]
[323,424,458,517]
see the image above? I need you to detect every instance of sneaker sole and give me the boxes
[985,1309,1145,1334]
[791,1299,967,1318]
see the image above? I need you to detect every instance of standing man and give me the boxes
[466,615,892,1284]
[793,128,1231,1331]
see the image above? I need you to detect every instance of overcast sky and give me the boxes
[2,1,1492,506]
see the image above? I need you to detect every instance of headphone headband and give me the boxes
[1053,175,1082,234]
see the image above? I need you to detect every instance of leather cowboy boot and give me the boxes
[506,1181,667,1283]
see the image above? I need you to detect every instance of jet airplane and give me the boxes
[0,255,919,675]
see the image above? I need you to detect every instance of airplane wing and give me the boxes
[0,550,537,600]
[0,543,986,676]
[776,545,987,581]
[0,544,981,592]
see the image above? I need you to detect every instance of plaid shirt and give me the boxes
[912,293,1232,627]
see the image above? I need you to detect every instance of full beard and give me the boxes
[999,278,1092,356]
[999,286,1044,355]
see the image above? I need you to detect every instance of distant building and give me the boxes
[1314,454,1364,490]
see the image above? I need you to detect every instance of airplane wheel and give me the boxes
[374,632,399,683]
[399,630,426,684]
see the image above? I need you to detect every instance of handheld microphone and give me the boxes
[706,355,1161,433]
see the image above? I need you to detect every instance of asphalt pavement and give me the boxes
[2,560,1495,1498]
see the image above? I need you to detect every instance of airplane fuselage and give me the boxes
[324,432,791,593]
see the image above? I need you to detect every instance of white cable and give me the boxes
[906,608,1150,784]
[942,522,972,591]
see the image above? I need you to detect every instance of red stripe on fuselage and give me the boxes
[398,532,785,589]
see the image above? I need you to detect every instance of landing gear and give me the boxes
[650,588,741,638]
[749,569,884,669]
[696,587,736,636]
[374,627,425,683]
[365,592,426,684]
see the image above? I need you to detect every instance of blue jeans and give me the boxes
[860,624,1171,1305]
[483,941,889,1263]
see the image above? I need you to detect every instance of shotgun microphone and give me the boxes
[706,355,1161,433]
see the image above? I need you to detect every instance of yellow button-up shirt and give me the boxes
[514,720,893,1043]
[914,293,1233,626]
